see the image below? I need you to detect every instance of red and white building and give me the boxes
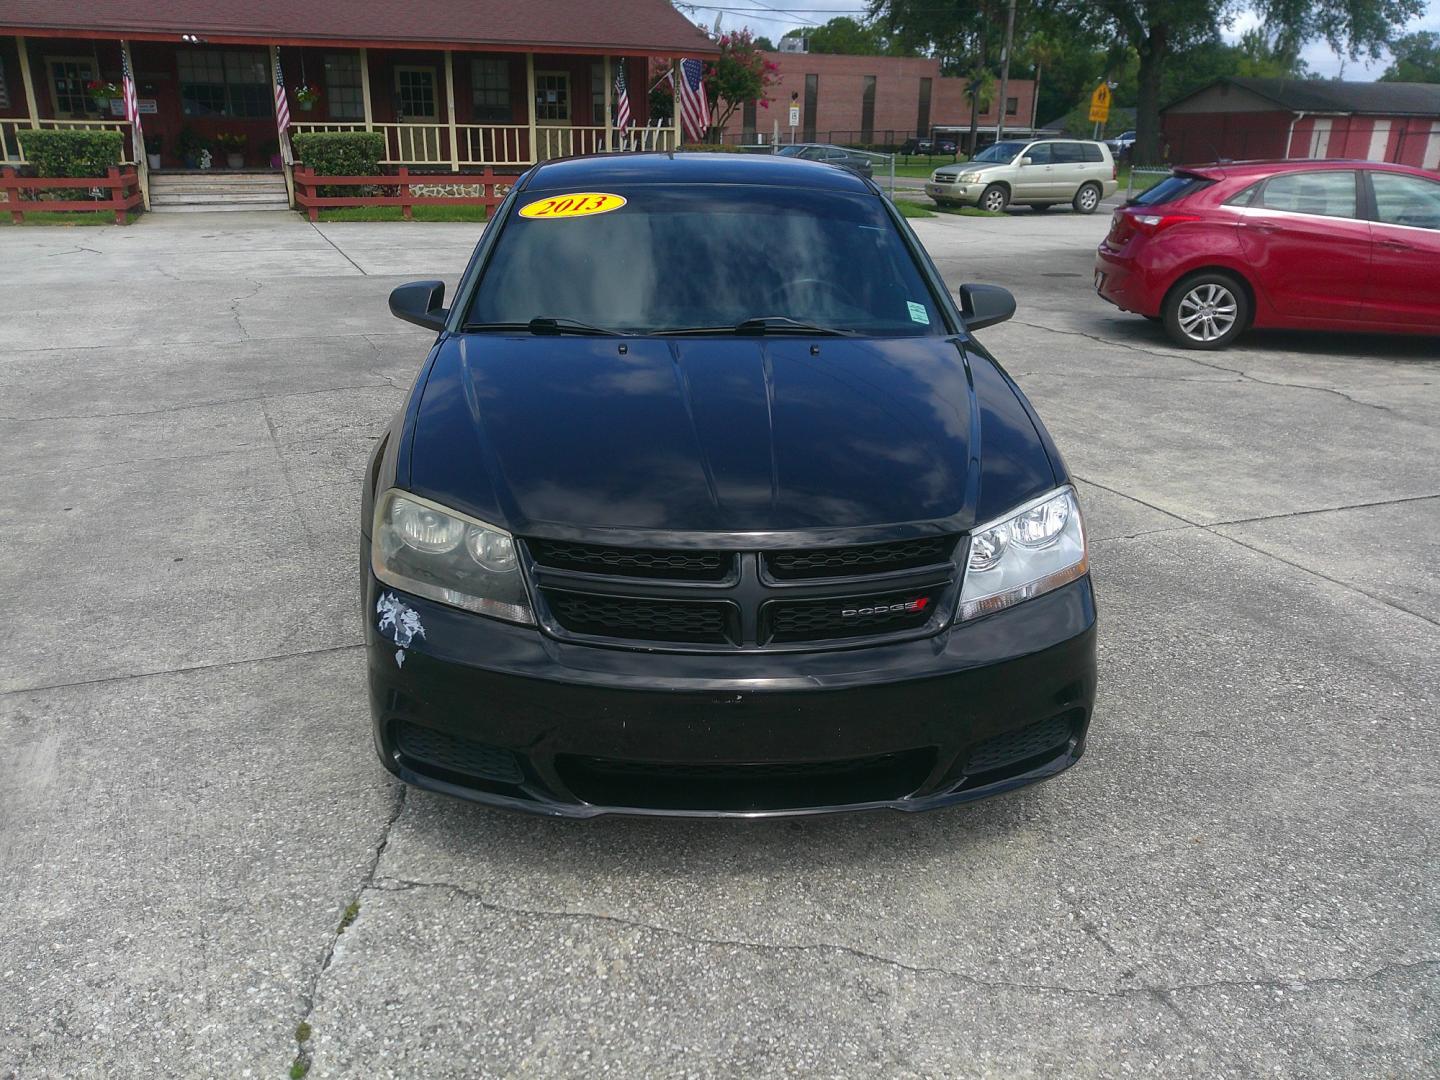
[1162,77,1440,168]
[0,0,715,204]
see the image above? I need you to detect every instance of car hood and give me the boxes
[406,333,1055,541]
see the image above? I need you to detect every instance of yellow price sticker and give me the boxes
[518,192,627,220]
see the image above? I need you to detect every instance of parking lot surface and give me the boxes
[1,208,1436,1078]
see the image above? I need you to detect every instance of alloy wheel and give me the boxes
[1176,283,1238,343]
[1076,185,1099,212]
[981,187,1008,213]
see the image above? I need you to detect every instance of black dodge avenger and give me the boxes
[363,152,1096,817]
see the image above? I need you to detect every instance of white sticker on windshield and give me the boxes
[907,301,930,325]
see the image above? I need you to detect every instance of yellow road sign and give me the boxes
[1088,83,1111,124]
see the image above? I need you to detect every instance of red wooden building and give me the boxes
[1162,77,1440,168]
[0,0,715,207]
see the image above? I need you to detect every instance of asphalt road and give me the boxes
[1,207,1436,1078]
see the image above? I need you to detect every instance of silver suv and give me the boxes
[926,139,1118,214]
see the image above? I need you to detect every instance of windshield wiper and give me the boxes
[663,316,856,337]
[461,317,622,336]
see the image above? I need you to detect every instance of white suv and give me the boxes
[926,139,1118,214]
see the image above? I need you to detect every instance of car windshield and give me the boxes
[775,145,806,156]
[465,185,946,336]
[971,141,1028,163]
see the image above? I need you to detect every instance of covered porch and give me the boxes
[0,34,681,173]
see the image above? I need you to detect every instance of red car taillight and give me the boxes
[1129,212,1202,235]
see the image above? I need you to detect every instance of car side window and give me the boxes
[1259,171,1357,219]
[1370,171,1440,230]
[1052,142,1084,164]
[1023,143,1052,165]
[1081,143,1104,163]
[1225,182,1261,208]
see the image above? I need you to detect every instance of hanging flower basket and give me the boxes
[294,85,320,112]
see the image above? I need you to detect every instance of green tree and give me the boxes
[782,17,913,55]
[753,36,777,51]
[1380,31,1440,81]
[1045,0,1423,162]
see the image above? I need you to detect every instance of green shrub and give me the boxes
[18,129,124,177]
[291,132,384,175]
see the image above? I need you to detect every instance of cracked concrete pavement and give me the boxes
[1,207,1436,1078]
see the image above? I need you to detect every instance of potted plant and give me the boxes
[215,131,247,169]
[144,133,163,171]
[86,79,121,115]
[293,84,320,111]
[176,126,206,169]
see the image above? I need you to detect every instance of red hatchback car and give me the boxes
[1095,160,1440,349]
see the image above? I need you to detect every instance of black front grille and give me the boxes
[765,536,956,580]
[556,749,935,811]
[528,538,733,581]
[395,722,524,785]
[545,589,737,645]
[765,587,941,644]
[963,713,1078,776]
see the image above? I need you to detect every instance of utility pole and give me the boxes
[995,0,1017,142]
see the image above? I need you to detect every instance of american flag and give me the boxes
[273,48,291,136]
[614,61,632,132]
[677,58,709,143]
[121,43,143,163]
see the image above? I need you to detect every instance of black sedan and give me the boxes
[364,152,1097,817]
[774,142,875,179]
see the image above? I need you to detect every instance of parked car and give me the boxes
[1105,131,1136,158]
[775,142,874,179]
[1095,159,1440,349]
[926,138,1118,213]
[902,136,959,156]
[367,152,1097,818]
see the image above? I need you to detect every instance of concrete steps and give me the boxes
[149,170,290,212]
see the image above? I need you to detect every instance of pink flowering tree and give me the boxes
[702,30,781,142]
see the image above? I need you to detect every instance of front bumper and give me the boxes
[364,565,1098,818]
[925,181,977,205]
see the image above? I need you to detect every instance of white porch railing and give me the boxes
[2,118,135,164]
[289,120,677,168]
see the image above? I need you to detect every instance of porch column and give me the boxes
[16,36,40,127]
[360,48,374,131]
[525,52,537,164]
[120,39,149,209]
[603,56,613,151]
[444,50,459,171]
[673,59,682,149]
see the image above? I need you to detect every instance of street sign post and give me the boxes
[1089,83,1111,139]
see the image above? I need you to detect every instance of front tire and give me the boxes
[1163,272,1249,350]
[979,184,1009,213]
[1073,182,1102,214]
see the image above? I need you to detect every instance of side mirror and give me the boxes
[958,284,1016,331]
[1020,156,1034,167]
[389,280,447,331]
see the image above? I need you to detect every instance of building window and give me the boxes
[47,57,98,117]
[178,50,270,118]
[324,53,364,120]
[916,77,932,139]
[1006,96,1019,117]
[860,75,876,143]
[535,72,569,122]
[395,67,437,120]
[472,58,510,123]
[743,98,757,140]
[803,74,818,141]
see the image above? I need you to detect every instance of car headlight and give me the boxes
[958,486,1088,621]
[371,489,533,624]
[959,172,984,183]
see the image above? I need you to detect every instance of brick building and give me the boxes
[718,52,1038,150]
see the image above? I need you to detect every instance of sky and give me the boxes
[672,0,1440,80]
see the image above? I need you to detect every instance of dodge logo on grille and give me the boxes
[841,597,930,618]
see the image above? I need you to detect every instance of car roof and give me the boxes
[521,151,873,193]
[1179,158,1439,181]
